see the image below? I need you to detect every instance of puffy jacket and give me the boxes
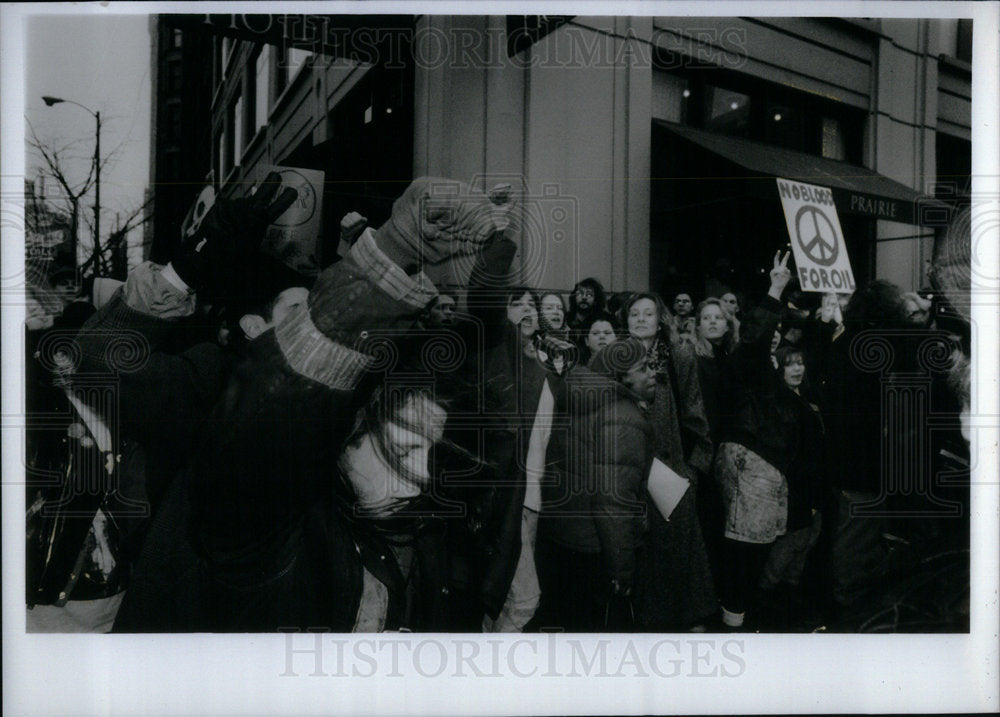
[540,367,655,588]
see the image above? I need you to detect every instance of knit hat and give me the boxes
[587,337,649,379]
[374,177,512,269]
[307,177,509,341]
[281,177,510,390]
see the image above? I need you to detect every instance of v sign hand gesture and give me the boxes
[768,250,792,300]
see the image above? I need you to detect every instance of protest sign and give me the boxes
[776,177,856,293]
[256,165,324,276]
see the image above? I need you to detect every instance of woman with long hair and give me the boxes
[712,252,824,630]
[538,291,569,338]
[817,279,911,611]
[691,297,741,586]
[692,298,740,442]
[454,285,553,632]
[755,344,825,629]
[621,292,717,631]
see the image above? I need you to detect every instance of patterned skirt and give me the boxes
[714,442,788,544]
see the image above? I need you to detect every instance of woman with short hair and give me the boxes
[620,292,718,631]
[535,337,656,631]
[578,311,620,366]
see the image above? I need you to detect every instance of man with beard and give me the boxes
[566,277,607,346]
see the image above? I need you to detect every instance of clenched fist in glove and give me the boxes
[373,177,515,277]
[172,172,298,295]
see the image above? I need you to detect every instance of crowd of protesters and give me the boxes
[24,175,971,634]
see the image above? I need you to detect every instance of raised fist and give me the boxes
[173,172,297,293]
[374,177,515,276]
[340,212,368,246]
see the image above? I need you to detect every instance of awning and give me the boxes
[654,120,946,226]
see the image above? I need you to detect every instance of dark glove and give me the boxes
[172,172,297,293]
[468,233,517,290]
[603,580,635,631]
[340,211,368,246]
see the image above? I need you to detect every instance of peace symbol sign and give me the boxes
[794,205,839,267]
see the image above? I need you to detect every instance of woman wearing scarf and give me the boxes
[620,292,718,631]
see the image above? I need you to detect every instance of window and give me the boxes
[167,61,183,93]
[276,46,313,95]
[286,47,313,81]
[217,130,227,183]
[233,94,244,162]
[222,38,234,72]
[764,102,805,153]
[659,69,863,162]
[171,29,183,49]
[956,19,972,63]
[166,103,182,144]
[703,86,750,136]
[935,133,972,201]
[254,46,270,132]
[652,72,690,123]
[821,117,846,161]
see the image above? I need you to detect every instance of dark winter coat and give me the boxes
[815,324,890,495]
[539,367,655,588]
[695,348,733,447]
[86,229,445,630]
[75,288,230,509]
[445,316,548,620]
[724,295,819,479]
[112,456,452,632]
[723,295,826,524]
[634,339,718,630]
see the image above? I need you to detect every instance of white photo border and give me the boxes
[3,2,997,715]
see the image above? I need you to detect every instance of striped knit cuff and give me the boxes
[274,302,372,390]
[351,228,438,311]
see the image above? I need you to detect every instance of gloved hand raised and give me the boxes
[172,172,298,294]
[373,177,515,278]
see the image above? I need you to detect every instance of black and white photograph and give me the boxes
[3,2,998,715]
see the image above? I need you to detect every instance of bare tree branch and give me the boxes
[27,119,97,200]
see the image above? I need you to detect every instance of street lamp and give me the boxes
[42,95,102,275]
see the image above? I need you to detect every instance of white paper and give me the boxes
[646,457,689,522]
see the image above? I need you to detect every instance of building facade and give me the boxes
[186,15,972,296]
[146,16,215,265]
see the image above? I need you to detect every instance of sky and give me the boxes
[24,14,151,267]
